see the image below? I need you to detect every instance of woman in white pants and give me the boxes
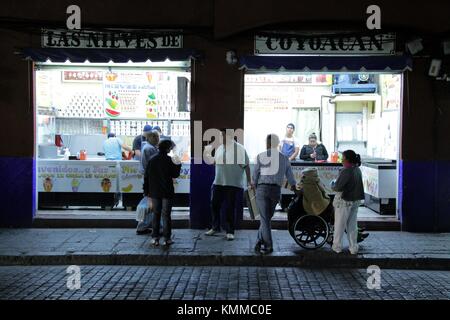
[331,150,365,254]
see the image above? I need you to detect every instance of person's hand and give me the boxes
[310,153,316,159]
[147,197,153,211]
[172,155,181,165]
[248,182,256,190]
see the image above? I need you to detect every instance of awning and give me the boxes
[239,55,413,72]
[18,48,201,63]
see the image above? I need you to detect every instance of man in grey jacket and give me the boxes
[136,131,160,235]
[253,134,297,253]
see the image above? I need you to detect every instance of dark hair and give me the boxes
[342,150,361,167]
[287,123,295,130]
[107,133,116,138]
[158,139,175,153]
[266,134,280,148]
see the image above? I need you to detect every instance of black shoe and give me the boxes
[357,232,369,243]
[254,242,262,253]
[136,228,152,235]
[262,247,273,254]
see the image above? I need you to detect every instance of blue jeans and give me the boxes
[256,184,281,249]
[151,198,172,240]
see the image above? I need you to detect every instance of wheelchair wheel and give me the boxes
[293,214,329,250]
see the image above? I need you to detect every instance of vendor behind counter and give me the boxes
[103,133,133,160]
[279,123,300,161]
[299,133,329,162]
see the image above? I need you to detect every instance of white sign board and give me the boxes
[255,33,396,55]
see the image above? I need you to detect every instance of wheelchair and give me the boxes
[287,194,334,250]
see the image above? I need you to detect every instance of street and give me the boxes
[0,266,449,300]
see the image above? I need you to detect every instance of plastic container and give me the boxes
[79,150,87,160]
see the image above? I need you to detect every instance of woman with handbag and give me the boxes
[331,150,365,254]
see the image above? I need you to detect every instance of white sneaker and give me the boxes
[205,229,217,236]
[226,233,235,241]
[332,246,342,254]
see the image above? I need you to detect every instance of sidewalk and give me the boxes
[0,229,449,269]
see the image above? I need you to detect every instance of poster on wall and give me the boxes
[380,74,402,110]
[103,71,159,119]
[38,160,118,193]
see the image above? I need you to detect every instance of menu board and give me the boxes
[245,75,332,112]
[103,71,158,119]
[38,160,118,193]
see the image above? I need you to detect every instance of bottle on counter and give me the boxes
[64,148,71,160]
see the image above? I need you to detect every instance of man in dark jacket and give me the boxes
[144,140,181,246]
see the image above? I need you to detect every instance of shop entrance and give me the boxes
[243,72,402,223]
[34,60,192,222]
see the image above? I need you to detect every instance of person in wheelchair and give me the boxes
[287,168,368,243]
[287,168,332,228]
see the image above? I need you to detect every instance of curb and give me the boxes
[1,254,448,270]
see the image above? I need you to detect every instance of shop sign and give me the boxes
[38,160,118,193]
[42,29,183,49]
[118,162,190,194]
[255,33,395,55]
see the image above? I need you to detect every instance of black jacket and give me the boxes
[143,151,181,199]
[299,144,329,161]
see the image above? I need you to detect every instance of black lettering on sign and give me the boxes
[338,37,350,50]
[265,37,277,50]
[87,32,100,48]
[295,36,306,50]
[309,38,322,50]
[145,36,158,49]
[45,30,57,47]
[279,37,292,50]
[57,32,69,47]
[368,34,383,51]
[70,32,81,47]
[321,37,338,51]
[120,33,133,48]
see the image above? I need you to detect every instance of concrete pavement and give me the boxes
[0,229,449,269]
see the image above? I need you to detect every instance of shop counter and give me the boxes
[250,161,342,210]
[38,158,119,208]
[37,158,190,208]
[118,160,190,208]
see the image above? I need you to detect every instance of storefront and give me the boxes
[240,33,411,216]
[1,1,450,232]
[23,31,197,212]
